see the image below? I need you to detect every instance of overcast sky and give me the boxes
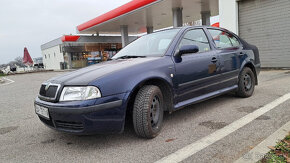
[0,0,130,64]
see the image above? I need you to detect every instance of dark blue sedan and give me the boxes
[35,26,260,138]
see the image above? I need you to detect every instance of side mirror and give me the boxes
[178,45,199,56]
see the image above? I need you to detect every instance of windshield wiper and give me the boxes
[114,55,147,60]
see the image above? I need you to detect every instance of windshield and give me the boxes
[112,29,180,59]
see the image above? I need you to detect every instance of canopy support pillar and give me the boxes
[146,26,153,34]
[201,11,211,26]
[120,25,129,47]
[172,8,183,27]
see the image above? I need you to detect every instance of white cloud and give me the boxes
[0,0,130,64]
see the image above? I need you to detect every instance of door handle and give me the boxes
[211,57,218,63]
[239,52,245,56]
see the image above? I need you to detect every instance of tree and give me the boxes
[0,57,26,69]
[13,57,26,67]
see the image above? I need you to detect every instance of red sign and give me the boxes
[23,47,33,66]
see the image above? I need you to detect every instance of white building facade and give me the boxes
[42,45,64,70]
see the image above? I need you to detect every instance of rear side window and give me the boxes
[179,29,211,53]
[208,29,240,48]
[229,36,240,47]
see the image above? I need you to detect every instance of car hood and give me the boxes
[46,57,159,85]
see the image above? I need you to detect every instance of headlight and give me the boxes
[59,86,101,101]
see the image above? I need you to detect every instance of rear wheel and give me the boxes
[236,67,255,97]
[133,85,164,139]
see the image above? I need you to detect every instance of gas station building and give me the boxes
[41,35,136,70]
[41,0,290,69]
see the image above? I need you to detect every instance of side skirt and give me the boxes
[173,85,238,111]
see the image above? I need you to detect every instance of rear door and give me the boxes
[207,28,243,88]
[174,28,220,103]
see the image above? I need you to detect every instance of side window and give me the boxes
[179,29,210,53]
[208,29,240,48]
[229,36,240,47]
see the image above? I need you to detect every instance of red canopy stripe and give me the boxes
[77,0,158,32]
[211,22,220,27]
[61,35,80,42]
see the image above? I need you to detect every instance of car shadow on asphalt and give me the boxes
[44,93,238,148]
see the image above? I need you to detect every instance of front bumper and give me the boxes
[34,92,129,135]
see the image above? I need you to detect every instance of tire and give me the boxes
[236,67,256,98]
[133,85,164,139]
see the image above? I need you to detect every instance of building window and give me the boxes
[45,55,47,59]
[54,53,56,57]
[48,54,50,58]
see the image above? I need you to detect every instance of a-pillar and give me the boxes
[172,8,183,27]
[120,25,129,47]
[146,26,153,34]
[201,11,211,26]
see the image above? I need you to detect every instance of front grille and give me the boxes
[55,120,84,131]
[39,83,60,101]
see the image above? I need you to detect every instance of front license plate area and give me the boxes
[35,104,50,120]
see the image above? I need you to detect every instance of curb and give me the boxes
[3,69,74,76]
[234,121,290,163]
[5,70,54,75]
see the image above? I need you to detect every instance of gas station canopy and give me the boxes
[77,0,219,34]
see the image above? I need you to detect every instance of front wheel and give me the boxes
[236,67,256,98]
[133,85,164,139]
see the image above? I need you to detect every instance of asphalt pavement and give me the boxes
[0,70,289,163]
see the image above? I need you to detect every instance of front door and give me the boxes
[174,28,220,103]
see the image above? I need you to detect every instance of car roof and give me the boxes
[153,26,228,33]
[148,26,237,38]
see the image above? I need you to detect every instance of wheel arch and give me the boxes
[240,61,258,85]
[126,77,174,116]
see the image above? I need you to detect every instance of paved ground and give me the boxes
[0,70,289,163]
